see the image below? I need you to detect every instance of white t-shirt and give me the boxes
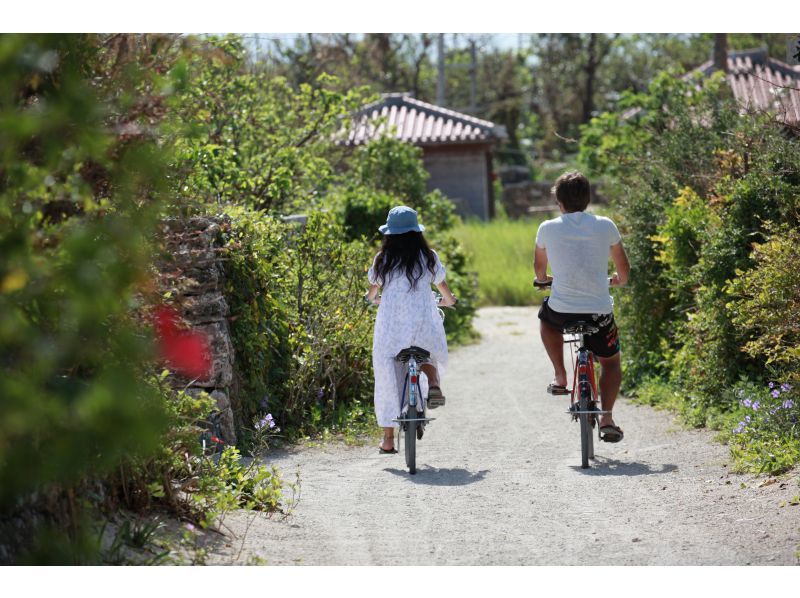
[535,212,621,314]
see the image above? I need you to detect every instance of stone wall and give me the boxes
[501,181,608,219]
[158,217,237,445]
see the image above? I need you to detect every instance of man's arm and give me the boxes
[609,241,630,287]
[534,245,551,283]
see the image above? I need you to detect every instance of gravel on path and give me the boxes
[207,307,800,565]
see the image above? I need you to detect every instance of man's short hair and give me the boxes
[552,171,591,212]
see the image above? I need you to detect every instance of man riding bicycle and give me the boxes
[533,171,630,443]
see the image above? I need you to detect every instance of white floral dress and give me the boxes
[368,251,449,428]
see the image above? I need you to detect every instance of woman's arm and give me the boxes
[435,280,458,307]
[365,283,380,304]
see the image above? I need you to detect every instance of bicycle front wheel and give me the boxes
[404,408,418,474]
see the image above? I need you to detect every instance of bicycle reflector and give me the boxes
[410,375,418,384]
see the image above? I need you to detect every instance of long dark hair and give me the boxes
[374,232,436,290]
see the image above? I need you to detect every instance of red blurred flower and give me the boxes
[210,436,224,444]
[154,306,211,379]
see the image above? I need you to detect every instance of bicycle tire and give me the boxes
[405,407,418,474]
[579,387,591,469]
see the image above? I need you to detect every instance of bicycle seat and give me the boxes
[395,346,431,363]
[562,320,600,336]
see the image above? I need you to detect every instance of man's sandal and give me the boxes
[547,383,570,395]
[378,446,398,454]
[599,424,624,443]
[428,386,446,409]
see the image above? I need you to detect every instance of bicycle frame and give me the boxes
[568,335,599,414]
[399,357,426,417]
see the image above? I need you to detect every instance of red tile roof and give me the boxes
[343,93,507,146]
[696,49,800,126]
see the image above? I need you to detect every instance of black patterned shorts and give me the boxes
[538,297,621,358]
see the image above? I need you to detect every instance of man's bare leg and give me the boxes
[540,320,568,387]
[597,353,621,428]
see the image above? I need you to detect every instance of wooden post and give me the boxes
[714,33,728,73]
[437,34,446,106]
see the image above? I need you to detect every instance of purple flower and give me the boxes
[752,401,760,411]
[781,383,792,392]
[769,382,775,389]
[185,523,195,532]
[742,398,752,408]
[783,399,795,409]
[745,415,751,423]
[317,388,325,400]
[771,389,781,398]
[260,395,270,409]
[255,413,276,430]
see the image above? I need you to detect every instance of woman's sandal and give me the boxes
[427,386,446,409]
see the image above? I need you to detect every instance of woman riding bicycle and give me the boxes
[366,206,457,454]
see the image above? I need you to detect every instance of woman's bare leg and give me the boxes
[419,363,440,388]
[381,427,395,451]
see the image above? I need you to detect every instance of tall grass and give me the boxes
[453,216,550,306]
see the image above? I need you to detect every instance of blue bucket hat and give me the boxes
[378,205,425,235]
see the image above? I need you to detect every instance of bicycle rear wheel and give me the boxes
[579,390,591,469]
[404,407,418,474]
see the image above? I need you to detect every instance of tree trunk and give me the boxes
[582,33,598,124]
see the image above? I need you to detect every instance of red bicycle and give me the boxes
[534,280,611,469]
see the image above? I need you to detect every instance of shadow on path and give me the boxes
[384,466,489,486]
[569,457,678,477]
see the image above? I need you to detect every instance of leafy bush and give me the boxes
[725,381,800,475]
[579,62,800,470]
[0,34,172,509]
[0,34,291,564]
[727,225,800,382]
[340,137,459,239]
[221,206,375,437]
[217,207,293,429]
[172,36,373,214]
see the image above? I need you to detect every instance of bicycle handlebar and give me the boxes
[364,292,458,307]
[434,292,458,308]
